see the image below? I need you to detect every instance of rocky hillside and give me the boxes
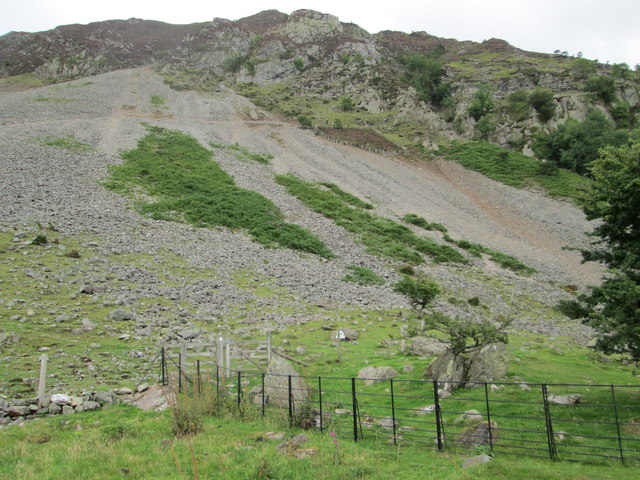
[2,9,638,155]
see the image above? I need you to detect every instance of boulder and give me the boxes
[92,391,119,406]
[548,394,581,405]
[425,343,508,391]
[357,366,399,386]
[277,433,309,454]
[6,405,31,417]
[48,403,62,415]
[458,421,499,447]
[130,386,169,411]
[462,454,493,469]
[79,401,101,412]
[109,309,134,322]
[455,410,483,426]
[264,356,310,410]
[331,328,359,341]
[410,337,447,356]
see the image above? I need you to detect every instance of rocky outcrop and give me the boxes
[264,355,310,410]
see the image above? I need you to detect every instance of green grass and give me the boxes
[401,213,447,232]
[150,94,166,106]
[0,402,635,479]
[444,141,591,201]
[37,135,93,153]
[34,97,76,103]
[444,235,536,275]
[342,266,385,286]
[209,142,274,164]
[104,125,333,258]
[275,173,466,265]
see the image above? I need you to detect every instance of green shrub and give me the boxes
[586,75,616,103]
[106,125,333,258]
[293,58,304,72]
[342,266,385,286]
[320,182,372,209]
[504,90,532,122]
[393,275,440,312]
[276,174,466,265]
[297,115,312,128]
[223,53,247,73]
[340,97,354,112]
[528,87,555,122]
[468,84,495,121]
[401,54,451,107]
[401,213,447,232]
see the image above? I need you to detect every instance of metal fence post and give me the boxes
[318,376,324,433]
[352,377,358,442]
[237,371,242,407]
[541,383,558,460]
[288,375,293,427]
[197,360,201,394]
[160,347,166,386]
[610,385,625,464]
[433,379,443,452]
[484,382,494,451]
[216,364,220,395]
[390,379,397,446]
[178,352,183,393]
[261,373,266,416]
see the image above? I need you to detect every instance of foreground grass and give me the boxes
[0,404,634,480]
[444,141,591,201]
[104,124,333,258]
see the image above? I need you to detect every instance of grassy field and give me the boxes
[0,401,635,480]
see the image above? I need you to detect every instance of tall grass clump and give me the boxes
[275,174,466,265]
[401,213,447,232]
[342,265,385,286]
[105,125,333,258]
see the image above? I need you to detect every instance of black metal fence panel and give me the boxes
[160,350,640,465]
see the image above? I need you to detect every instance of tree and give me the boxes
[586,75,616,103]
[468,84,495,121]
[560,136,640,365]
[532,109,630,175]
[401,54,451,107]
[528,87,555,122]
[393,275,510,357]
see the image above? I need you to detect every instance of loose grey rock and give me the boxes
[357,366,399,386]
[462,454,493,469]
[277,433,309,454]
[264,356,310,410]
[411,337,447,356]
[548,394,581,405]
[110,309,134,321]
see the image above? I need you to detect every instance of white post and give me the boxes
[225,341,230,373]
[37,354,48,408]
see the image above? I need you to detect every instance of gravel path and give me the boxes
[0,67,601,338]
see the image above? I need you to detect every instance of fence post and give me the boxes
[237,371,242,408]
[261,373,265,416]
[197,360,201,393]
[178,352,183,393]
[267,333,272,364]
[288,375,293,427]
[352,378,358,442]
[541,383,558,460]
[484,382,494,451]
[37,354,48,408]
[217,336,223,368]
[433,379,443,452]
[160,347,166,386]
[225,341,231,373]
[390,379,397,446]
[318,376,323,434]
[216,365,220,395]
[610,385,625,464]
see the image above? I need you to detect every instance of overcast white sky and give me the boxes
[2,1,638,67]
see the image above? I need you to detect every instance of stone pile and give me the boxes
[0,390,122,427]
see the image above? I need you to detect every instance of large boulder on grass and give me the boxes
[357,366,399,386]
[410,337,448,356]
[425,343,508,391]
[264,356,310,410]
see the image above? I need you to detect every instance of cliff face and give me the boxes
[2,9,638,153]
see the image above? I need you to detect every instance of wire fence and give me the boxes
[159,349,640,466]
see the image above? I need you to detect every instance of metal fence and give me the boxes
[159,349,640,466]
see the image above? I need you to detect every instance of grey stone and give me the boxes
[458,421,499,447]
[136,383,150,393]
[264,356,310,410]
[331,328,359,341]
[415,405,435,416]
[6,405,31,417]
[357,366,399,386]
[110,309,134,322]
[82,318,97,331]
[462,454,493,469]
[81,401,101,411]
[51,393,72,405]
[425,343,509,391]
[455,410,483,425]
[548,394,581,405]
[62,405,75,415]
[277,433,309,454]
[93,391,118,405]
[48,403,62,415]
[411,337,448,356]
